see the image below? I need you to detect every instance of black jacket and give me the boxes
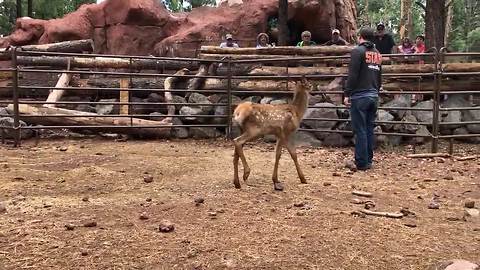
[344,41,382,97]
[374,33,395,54]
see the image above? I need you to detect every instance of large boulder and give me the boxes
[412,100,433,123]
[440,95,470,131]
[322,133,350,147]
[383,94,411,119]
[462,106,480,134]
[303,102,339,130]
[393,112,420,134]
[0,117,34,140]
[376,110,395,131]
[2,0,357,57]
[294,131,322,147]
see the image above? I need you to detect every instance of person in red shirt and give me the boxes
[413,35,425,53]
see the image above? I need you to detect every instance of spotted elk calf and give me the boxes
[232,77,312,191]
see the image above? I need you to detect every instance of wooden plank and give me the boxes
[119,79,130,115]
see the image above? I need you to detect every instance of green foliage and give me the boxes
[357,0,479,52]
[163,0,216,12]
[467,27,480,51]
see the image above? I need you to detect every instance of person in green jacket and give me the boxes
[296,31,316,47]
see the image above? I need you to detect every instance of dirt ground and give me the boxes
[0,138,479,270]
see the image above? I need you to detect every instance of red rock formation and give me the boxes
[1,0,357,57]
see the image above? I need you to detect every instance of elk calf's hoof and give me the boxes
[274,182,284,191]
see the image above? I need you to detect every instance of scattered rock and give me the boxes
[464,208,479,218]
[208,211,217,217]
[81,250,89,256]
[260,97,274,104]
[428,201,440,209]
[464,200,475,209]
[242,96,262,103]
[158,220,175,233]
[83,220,97,227]
[443,175,454,180]
[0,203,6,213]
[171,118,189,139]
[194,197,204,205]
[81,197,89,202]
[350,198,364,204]
[332,172,341,177]
[65,224,75,230]
[403,221,417,228]
[139,212,149,220]
[293,202,306,208]
[146,198,152,202]
[323,182,332,187]
[427,259,479,270]
[364,201,376,209]
[143,176,154,183]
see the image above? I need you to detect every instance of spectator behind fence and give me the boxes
[219,34,239,48]
[256,33,273,48]
[323,29,349,46]
[373,23,395,54]
[296,31,316,47]
[413,35,425,53]
[398,37,415,54]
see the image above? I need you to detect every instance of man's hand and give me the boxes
[343,97,351,107]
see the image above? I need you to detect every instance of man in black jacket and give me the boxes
[374,23,395,54]
[344,27,382,171]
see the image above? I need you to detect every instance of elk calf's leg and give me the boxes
[272,139,285,191]
[233,147,241,189]
[286,138,307,184]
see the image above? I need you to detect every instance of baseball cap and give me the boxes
[332,29,340,34]
[226,34,233,40]
[377,23,385,30]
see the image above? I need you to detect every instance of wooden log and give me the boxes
[249,64,438,76]
[352,190,373,198]
[6,104,172,137]
[455,155,478,161]
[359,209,404,218]
[0,39,94,60]
[119,79,130,115]
[20,39,94,53]
[16,56,200,70]
[442,63,480,72]
[44,72,72,108]
[407,153,451,158]
[199,45,354,55]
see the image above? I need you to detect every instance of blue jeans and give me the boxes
[350,96,378,169]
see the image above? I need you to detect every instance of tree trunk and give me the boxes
[444,0,454,47]
[399,0,413,40]
[20,39,94,53]
[425,0,446,49]
[27,0,33,18]
[44,73,73,108]
[278,0,289,46]
[16,0,22,18]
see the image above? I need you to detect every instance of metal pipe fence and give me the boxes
[0,46,478,153]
